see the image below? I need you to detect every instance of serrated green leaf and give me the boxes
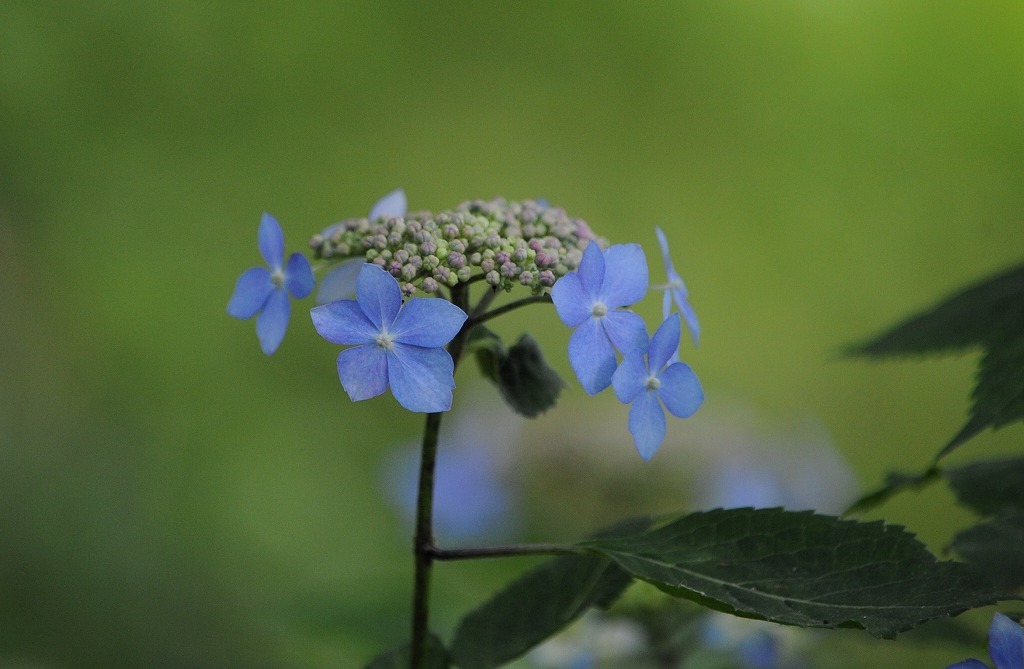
[941,334,1024,455]
[848,263,1024,356]
[946,457,1024,515]
[467,325,506,385]
[950,509,1024,591]
[848,262,1024,457]
[449,556,633,669]
[580,508,1009,639]
[364,634,449,669]
[495,334,565,418]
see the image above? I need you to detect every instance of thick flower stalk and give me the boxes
[309,197,603,296]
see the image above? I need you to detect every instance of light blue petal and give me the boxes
[990,613,1024,669]
[316,259,363,305]
[600,243,648,308]
[284,252,315,299]
[680,296,701,346]
[628,390,666,460]
[601,309,649,356]
[390,297,467,347]
[255,288,290,355]
[567,318,618,395]
[369,188,408,219]
[258,212,285,269]
[355,263,402,329]
[611,349,649,404]
[658,361,704,419]
[662,287,673,322]
[550,272,592,327]
[576,241,605,297]
[387,344,456,412]
[736,630,779,669]
[310,300,378,345]
[655,226,673,275]
[227,267,273,319]
[945,661,990,669]
[648,314,681,372]
[337,345,389,401]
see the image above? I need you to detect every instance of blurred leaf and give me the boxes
[950,509,1024,591]
[580,508,1009,639]
[844,466,941,515]
[364,634,449,669]
[946,457,1024,516]
[848,262,1024,457]
[495,334,565,418]
[449,556,633,669]
[468,328,565,418]
[449,517,652,669]
[467,325,505,385]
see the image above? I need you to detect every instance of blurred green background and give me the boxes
[2,2,1022,667]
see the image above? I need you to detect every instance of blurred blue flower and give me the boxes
[317,189,408,305]
[551,241,649,394]
[654,226,699,346]
[611,314,704,460]
[227,212,315,354]
[310,263,466,413]
[947,613,1024,669]
[381,395,523,543]
[528,612,647,669]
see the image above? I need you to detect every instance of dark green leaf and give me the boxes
[843,466,941,515]
[950,509,1024,590]
[848,262,1024,356]
[581,508,1009,638]
[449,518,652,669]
[467,325,506,385]
[847,262,1024,457]
[364,634,449,669]
[449,556,633,669]
[941,334,1024,455]
[495,334,565,417]
[946,457,1024,515]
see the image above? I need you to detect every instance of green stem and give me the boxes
[470,294,553,327]
[409,285,554,668]
[430,543,587,561]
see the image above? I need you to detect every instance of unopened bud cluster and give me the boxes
[309,198,604,295]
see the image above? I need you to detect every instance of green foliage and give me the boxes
[365,634,450,669]
[449,556,633,669]
[849,262,1024,457]
[579,508,1006,638]
[468,327,565,418]
[946,456,1024,516]
[950,510,1024,591]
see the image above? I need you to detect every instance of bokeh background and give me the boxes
[2,2,1022,667]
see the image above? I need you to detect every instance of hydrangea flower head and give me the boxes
[310,263,467,413]
[655,226,699,346]
[947,612,1024,669]
[611,313,703,459]
[550,241,649,394]
[227,213,315,354]
[310,197,599,296]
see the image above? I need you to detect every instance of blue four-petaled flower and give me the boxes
[947,612,1024,669]
[655,226,700,346]
[227,213,315,355]
[550,241,649,394]
[611,313,704,460]
[310,263,467,413]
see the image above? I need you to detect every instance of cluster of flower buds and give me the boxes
[309,197,604,296]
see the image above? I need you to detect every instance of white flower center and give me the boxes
[376,331,395,350]
[270,268,285,288]
[645,375,661,391]
[591,302,608,318]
